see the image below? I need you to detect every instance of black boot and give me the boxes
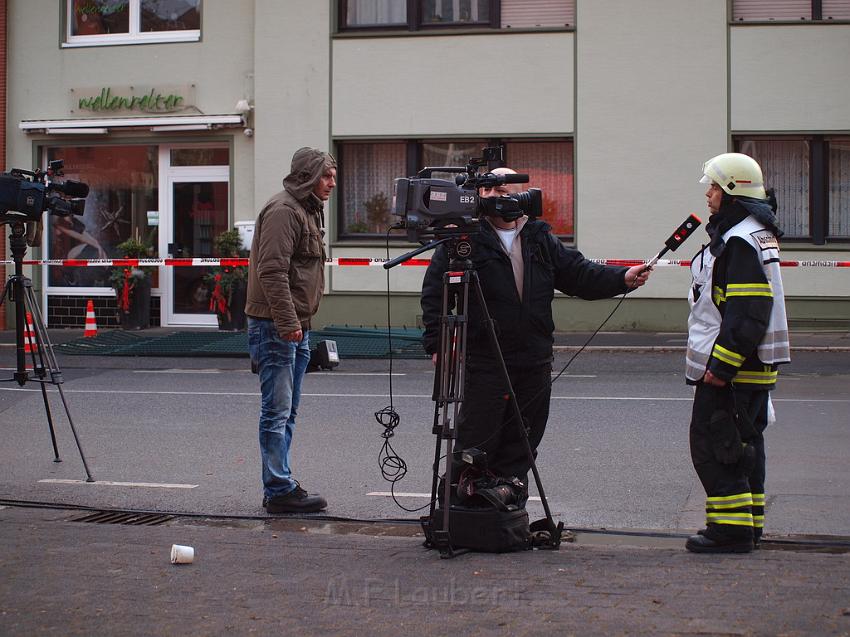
[263,485,327,514]
[686,533,753,554]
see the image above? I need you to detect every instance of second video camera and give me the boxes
[0,160,89,225]
[391,147,542,241]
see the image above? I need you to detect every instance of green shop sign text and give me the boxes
[77,88,185,113]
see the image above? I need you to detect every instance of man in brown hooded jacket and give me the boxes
[246,147,336,513]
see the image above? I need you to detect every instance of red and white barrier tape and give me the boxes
[2,257,850,268]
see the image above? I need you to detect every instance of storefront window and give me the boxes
[170,148,229,167]
[46,145,159,288]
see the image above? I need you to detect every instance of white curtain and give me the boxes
[829,140,850,238]
[738,139,810,238]
[347,0,407,26]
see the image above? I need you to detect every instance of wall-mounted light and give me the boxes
[234,99,254,114]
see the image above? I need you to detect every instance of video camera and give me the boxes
[0,160,89,225]
[391,146,543,241]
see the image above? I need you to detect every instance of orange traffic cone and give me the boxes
[84,299,98,338]
[24,312,39,369]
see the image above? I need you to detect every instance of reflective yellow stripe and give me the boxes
[733,369,778,384]
[706,493,753,509]
[726,283,773,298]
[753,515,765,528]
[752,493,765,506]
[707,512,754,527]
[712,344,745,367]
[713,286,726,304]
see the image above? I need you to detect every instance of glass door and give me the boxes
[163,162,230,326]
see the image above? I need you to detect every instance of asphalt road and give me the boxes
[1,346,848,538]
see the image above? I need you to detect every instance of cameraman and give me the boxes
[421,167,651,504]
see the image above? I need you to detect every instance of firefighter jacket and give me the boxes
[421,218,630,369]
[686,210,790,388]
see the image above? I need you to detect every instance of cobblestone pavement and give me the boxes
[1,506,848,636]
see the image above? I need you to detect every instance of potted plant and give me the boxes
[205,229,249,331]
[110,237,154,330]
[363,191,390,233]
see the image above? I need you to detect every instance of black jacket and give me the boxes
[421,219,629,368]
[693,200,776,385]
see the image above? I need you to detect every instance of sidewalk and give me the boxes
[0,505,848,636]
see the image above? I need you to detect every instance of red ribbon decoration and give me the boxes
[209,272,228,315]
[119,268,132,312]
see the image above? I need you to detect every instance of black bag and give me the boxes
[424,506,531,553]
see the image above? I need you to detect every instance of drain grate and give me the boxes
[70,511,176,526]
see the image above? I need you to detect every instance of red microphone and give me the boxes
[644,213,702,270]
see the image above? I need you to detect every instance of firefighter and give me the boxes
[685,153,790,554]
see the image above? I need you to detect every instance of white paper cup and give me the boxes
[170,544,194,564]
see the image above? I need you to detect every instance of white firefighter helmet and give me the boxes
[700,152,767,200]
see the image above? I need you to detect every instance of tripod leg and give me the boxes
[468,271,562,547]
[38,383,62,462]
[55,386,95,482]
[22,281,94,481]
[424,271,474,558]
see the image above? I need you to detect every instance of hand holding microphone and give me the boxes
[625,264,652,289]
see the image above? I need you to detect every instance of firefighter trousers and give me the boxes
[689,383,770,542]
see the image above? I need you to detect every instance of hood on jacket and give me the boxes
[706,189,783,257]
[282,147,337,202]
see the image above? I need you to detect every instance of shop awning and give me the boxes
[19,114,245,134]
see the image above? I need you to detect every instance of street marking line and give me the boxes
[39,479,198,489]
[367,491,542,502]
[132,370,406,376]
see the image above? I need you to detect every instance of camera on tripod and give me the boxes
[391,146,543,242]
[0,160,89,225]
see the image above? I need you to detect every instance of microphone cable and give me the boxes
[375,227,434,513]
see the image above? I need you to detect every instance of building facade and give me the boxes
[4,0,849,331]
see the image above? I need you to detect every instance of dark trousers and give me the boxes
[453,360,552,486]
[689,383,769,541]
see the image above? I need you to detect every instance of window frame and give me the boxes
[733,134,850,246]
[338,0,501,32]
[731,0,850,23]
[63,0,202,48]
[335,137,575,243]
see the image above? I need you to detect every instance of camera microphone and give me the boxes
[499,173,529,185]
[54,180,90,198]
[643,213,702,270]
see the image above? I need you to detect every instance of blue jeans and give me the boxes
[248,318,311,498]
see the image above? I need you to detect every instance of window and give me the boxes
[336,138,574,240]
[732,0,850,21]
[339,0,574,31]
[46,145,160,288]
[735,136,850,244]
[65,0,201,46]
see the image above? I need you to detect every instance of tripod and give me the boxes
[1,221,94,481]
[386,234,562,558]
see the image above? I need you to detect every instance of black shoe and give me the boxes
[263,486,327,514]
[686,534,753,554]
